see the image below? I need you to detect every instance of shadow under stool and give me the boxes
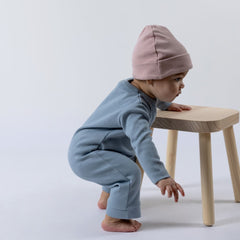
[150,105,240,226]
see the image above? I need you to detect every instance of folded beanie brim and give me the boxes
[132,53,193,80]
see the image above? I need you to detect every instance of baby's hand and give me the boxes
[167,103,191,112]
[156,177,185,202]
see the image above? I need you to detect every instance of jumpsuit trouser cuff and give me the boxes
[106,205,141,219]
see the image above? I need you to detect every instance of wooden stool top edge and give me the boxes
[152,105,239,133]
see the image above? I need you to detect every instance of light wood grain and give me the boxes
[152,105,239,132]
[223,126,240,202]
[165,130,178,179]
[199,133,215,226]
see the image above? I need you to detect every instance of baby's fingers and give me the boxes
[172,185,179,202]
[180,105,192,110]
[172,107,182,112]
[176,183,185,196]
[160,185,166,195]
[166,186,172,198]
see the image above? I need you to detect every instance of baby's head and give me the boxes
[131,25,192,102]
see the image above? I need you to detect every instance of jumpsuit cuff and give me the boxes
[106,206,141,219]
[102,186,111,193]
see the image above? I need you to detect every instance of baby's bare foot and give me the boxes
[98,191,110,209]
[101,215,141,232]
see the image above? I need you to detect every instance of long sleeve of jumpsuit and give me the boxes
[156,99,172,110]
[120,105,170,184]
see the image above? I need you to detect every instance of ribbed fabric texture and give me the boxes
[132,25,193,80]
[75,78,170,184]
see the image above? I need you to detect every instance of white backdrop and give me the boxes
[1,1,240,239]
[1,0,240,155]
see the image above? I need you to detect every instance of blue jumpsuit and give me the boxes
[68,78,171,219]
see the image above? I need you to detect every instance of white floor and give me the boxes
[1,152,240,240]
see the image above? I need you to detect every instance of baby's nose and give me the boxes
[180,83,185,89]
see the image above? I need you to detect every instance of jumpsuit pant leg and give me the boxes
[102,186,111,194]
[68,148,142,219]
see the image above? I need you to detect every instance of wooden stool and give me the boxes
[143,106,240,226]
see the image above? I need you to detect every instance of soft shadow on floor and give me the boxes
[140,187,240,230]
[141,221,201,230]
[216,215,240,226]
[141,194,202,209]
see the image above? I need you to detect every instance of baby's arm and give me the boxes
[120,107,170,184]
[120,107,185,202]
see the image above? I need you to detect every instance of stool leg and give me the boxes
[223,126,240,202]
[199,132,215,226]
[166,130,178,179]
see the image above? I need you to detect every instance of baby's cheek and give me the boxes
[172,86,179,94]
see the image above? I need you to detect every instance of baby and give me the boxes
[68,25,193,232]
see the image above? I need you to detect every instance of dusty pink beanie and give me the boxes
[132,25,193,80]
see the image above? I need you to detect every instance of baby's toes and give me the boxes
[132,220,142,230]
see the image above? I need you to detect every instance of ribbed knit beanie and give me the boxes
[132,25,193,80]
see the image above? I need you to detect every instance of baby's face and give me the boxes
[149,71,187,102]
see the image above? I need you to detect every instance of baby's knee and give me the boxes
[68,147,88,179]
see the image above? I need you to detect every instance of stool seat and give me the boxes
[140,105,240,226]
[152,105,239,132]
